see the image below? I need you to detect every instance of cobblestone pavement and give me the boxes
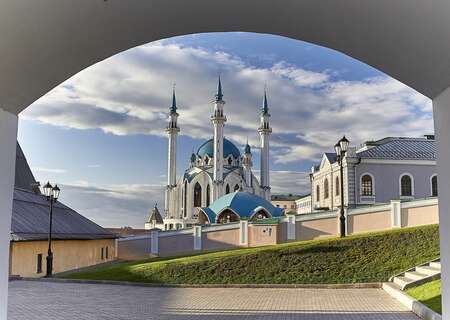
[8,281,419,320]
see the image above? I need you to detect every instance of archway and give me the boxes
[2,2,450,318]
[216,209,240,224]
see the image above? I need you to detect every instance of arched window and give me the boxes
[206,184,211,206]
[228,157,233,165]
[335,176,340,196]
[431,175,438,197]
[361,174,374,196]
[234,184,240,192]
[400,174,413,197]
[204,156,209,165]
[194,182,202,207]
[225,184,230,194]
[324,179,329,199]
[316,185,320,202]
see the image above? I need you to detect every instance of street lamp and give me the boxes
[42,182,60,277]
[334,136,349,238]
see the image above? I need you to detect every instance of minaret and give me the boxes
[242,140,253,191]
[165,87,180,216]
[258,90,272,201]
[211,77,227,201]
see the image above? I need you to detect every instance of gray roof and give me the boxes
[148,205,163,224]
[15,143,40,193]
[356,137,436,161]
[11,188,116,241]
[324,153,337,164]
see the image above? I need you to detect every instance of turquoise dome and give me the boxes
[197,138,241,159]
[200,192,284,223]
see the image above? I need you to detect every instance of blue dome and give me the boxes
[200,192,284,223]
[197,138,241,159]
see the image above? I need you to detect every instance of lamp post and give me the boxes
[334,136,349,238]
[42,182,60,277]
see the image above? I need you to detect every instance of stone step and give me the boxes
[415,265,441,276]
[404,271,428,281]
[429,261,441,269]
[393,276,414,289]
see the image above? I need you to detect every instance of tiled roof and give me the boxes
[356,137,436,161]
[11,188,117,241]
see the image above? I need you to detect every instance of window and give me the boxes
[225,184,230,194]
[194,182,202,207]
[234,184,240,192]
[36,254,43,274]
[400,174,413,197]
[101,247,104,260]
[335,176,340,196]
[228,157,233,165]
[183,181,187,217]
[361,174,373,196]
[316,185,320,201]
[324,179,329,199]
[204,156,209,165]
[105,247,109,259]
[206,184,211,206]
[431,175,438,197]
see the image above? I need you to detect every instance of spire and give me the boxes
[244,137,251,154]
[215,76,223,101]
[262,88,269,115]
[170,85,177,114]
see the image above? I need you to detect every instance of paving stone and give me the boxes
[8,281,419,320]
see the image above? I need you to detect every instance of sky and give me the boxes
[17,32,433,228]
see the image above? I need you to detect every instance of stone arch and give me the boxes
[216,209,240,224]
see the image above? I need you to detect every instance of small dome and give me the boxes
[197,138,241,159]
[200,192,284,223]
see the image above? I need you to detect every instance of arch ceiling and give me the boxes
[1,0,450,115]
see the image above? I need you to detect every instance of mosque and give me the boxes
[146,79,284,231]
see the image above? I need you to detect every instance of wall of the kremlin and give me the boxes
[10,239,116,278]
[117,198,439,260]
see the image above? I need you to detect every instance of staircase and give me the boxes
[390,259,441,290]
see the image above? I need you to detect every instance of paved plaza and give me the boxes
[8,280,419,320]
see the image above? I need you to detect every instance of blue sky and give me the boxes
[17,32,433,228]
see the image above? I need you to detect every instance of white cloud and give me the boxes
[21,41,432,167]
[32,167,67,174]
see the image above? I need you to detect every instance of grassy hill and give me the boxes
[63,225,440,284]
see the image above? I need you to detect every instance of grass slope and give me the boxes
[406,280,442,314]
[63,225,439,284]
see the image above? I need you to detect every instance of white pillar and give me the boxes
[433,86,450,319]
[390,199,402,228]
[287,214,296,240]
[193,226,202,250]
[239,220,248,246]
[150,230,159,256]
[0,108,18,320]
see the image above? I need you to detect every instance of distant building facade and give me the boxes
[10,144,117,278]
[295,195,312,214]
[310,136,437,211]
[271,194,301,213]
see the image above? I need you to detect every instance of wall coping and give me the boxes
[295,211,338,222]
[401,197,438,209]
[348,204,391,216]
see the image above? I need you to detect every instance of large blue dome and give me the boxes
[197,138,241,159]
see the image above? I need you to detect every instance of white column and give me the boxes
[239,220,248,246]
[390,199,402,228]
[0,108,18,320]
[287,214,296,240]
[150,230,159,256]
[193,226,202,251]
[433,86,450,320]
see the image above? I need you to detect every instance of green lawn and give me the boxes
[62,225,439,284]
[406,280,442,314]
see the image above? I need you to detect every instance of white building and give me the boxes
[295,195,312,214]
[152,79,274,230]
[310,136,437,211]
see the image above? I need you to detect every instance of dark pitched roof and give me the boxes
[11,188,116,241]
[357,137,436,161]
[271,194,303,201]
[15,143,40,193]
[148,205,164,224]
[324,152,337,164]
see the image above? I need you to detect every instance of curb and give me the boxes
[15,277,382,289]
[382,282,441,320]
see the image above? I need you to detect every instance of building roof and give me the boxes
[15,143,40,193]
[201,192,284,223]
[11,188,116,241]
[196,138,241,159]
[148,205,164,224]
[324,152,338,164]
[271,194,303,201]
[356,137,436,161]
